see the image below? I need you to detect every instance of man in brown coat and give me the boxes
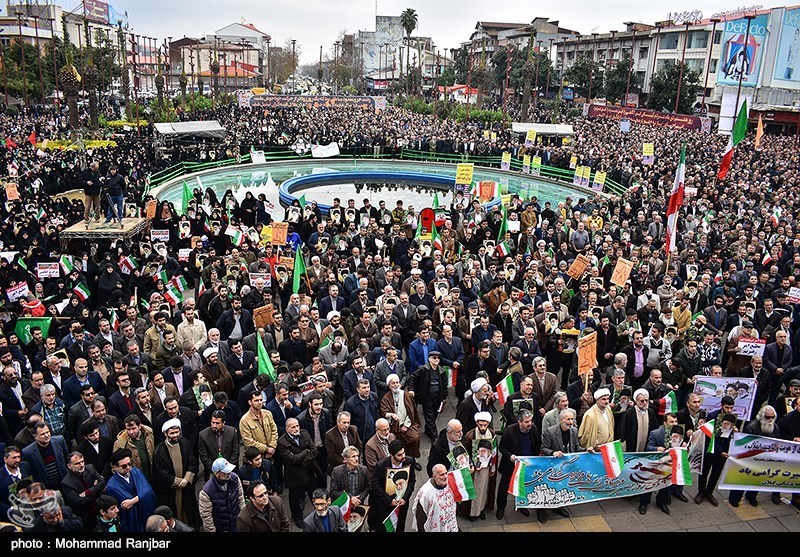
[236,480,290,532]
[324,411,363,475]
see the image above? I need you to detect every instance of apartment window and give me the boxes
[687,31,708,49]
[657,58,675,71]
[710,58,718,73]
[713,31,722,44]
[639,47,649,60]
[660,33,679,50]
[686,58,704,73]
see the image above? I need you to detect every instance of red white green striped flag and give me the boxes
[197,279,207,298]
[170,275,188,292]
[665,145,685,257]
[495,241,511,258]
[156,270,169,284]
[657,391,678,416]
[227,227,245,247]
[431,224,443,253]
[73,283,90,301]
[109,308,120,331]
[331,492,351,521]
[445,366,457,388]
[699,419,716,453]
[119,255,138,274]
[164,284,184,306]
[599,440,625,478]
[495,374,516,406]
[713,268,723,285]
[59,255,75,275]
[670,447,692,486]
[447,467,477,502]
[382,505,401,532]
[508,459,526,497]
[717,99,748,180]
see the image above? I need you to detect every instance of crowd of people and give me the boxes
[0,94,799,534]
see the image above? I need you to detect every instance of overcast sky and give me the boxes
[103,0,740,63]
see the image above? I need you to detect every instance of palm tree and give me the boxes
[520,29,536,122]
[82,21,100,131]
[400,8,417,95]
[60,16,81,130]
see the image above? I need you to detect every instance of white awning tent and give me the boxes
[153,120,226,140]
[511,123,574,136]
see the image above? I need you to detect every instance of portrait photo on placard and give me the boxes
[385,467,411,501]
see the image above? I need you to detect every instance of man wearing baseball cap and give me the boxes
[198,457,245,532]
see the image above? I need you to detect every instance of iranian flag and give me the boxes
[495,241,511,258]
[59,255,75,275]
[717,100,748,181]
[119,255,138,274]
[431,224,443,253]
[496,205,508,242]
[670,447,692,486]
[109,308,120,331]
[197,279,207,298]
[699,419,716,453]
[35,207,46,221]
[164,284,184,306]
[227,227,245,247]
[657,391,678,416]
[508,459,526,497]
[445,366,457,388]
[331,492,352,521]
[713,268,723,285]
[599,440,625,478]
[495,374,516,406]
[770,206,782,226]
[170,275,188,292]
[447,467,476,502]
[382,506,401,532]
[73,283,90,301]
[665,145,685,257]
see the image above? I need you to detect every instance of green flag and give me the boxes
[497,205,508,243]
[257,333,277,382]
[433,192,441,209]
[298,193,306,209]
[292,244,307,295]
[14,317,52,345]
[181,181,193,215]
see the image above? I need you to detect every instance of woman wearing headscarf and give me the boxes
[98,263,124,309]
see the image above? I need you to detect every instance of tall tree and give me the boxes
[646,62,700,115]
[400,8,417,94]
[82,20,100,130]
[59,16,81,130]
[564,52,604,100]
[603,52,640,105]
[520,30,536,122]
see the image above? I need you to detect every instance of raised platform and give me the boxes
[60,218,151,242]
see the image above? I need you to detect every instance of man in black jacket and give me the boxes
[103,165,126,228]
[81,161,102,227]
[496,409,541,521]
[61,451,106,531]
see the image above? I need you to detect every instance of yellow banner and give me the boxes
[455,163,474,186]
[501,152,512,164]
[569,155,577,169]
[491,132,497,142]
[501,194,512,207]
[525,130,537,144]
[581,166,591,180]
[523,154,531,167]
[643,143,654,156]
[532,156,542,167]
[594,170,607,185]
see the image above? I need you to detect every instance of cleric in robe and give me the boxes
[105,448,159,533]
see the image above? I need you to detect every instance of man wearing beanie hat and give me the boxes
[577,387,615,451]
[152,417,200,529]
[696,412,738,506]
[456,377,494,431]
[153,504,195,532]
[369,439,416,532]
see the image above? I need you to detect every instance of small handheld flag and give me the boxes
[599,440,625,478]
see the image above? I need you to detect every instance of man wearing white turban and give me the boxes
[577,388,615,450]
[152,414,200,528]
[379,373,422,466]
[455,377,494,431]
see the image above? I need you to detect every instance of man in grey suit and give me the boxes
[302,488,347,532]
[539,408,580,523]
[198,410,240,480]
[374,347,406,401]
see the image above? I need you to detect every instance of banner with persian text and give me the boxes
[239,93,379,112]
[719,433,800,493]
[514,432,704,508]
[586,104,704,131]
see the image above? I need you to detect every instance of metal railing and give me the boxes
[147,148,627,197]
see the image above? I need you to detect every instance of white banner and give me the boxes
[311,142,340,158]
[250,150,266,164]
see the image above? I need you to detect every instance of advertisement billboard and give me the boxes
[83,0,109,24]
[717,14,769,87]
[774,8,800,82]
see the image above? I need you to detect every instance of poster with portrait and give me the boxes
[345,208,357,223]
[434,280,449,302]
[567,254,591,280]
[385,466,411,501]
[271,222,289,246]
[287,206,301,224]
[347,505,369,532]
[577,331,598,376]
[774,8,800,82]
[125,203,139,218]
[472,437,497,470]
[329,207,342,224]
[253,304,274,329]
[178,221,191,240]
[693,376,758,420]
[610,257,634,287]
[447,443,471,470]
[717,14,769,87]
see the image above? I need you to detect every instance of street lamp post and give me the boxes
[588,32,598,102]
[624,28,637,107]
[31,16,45,105]
[649,23,663,94]
[265,36,270,89]
[733,15,755,118]
[16,13,28,106]
[49,17,58,109]
[360,41,364,93]
[291,38,296,91]
[700,18,721,113]
[534,40,542,109]
[545,37,553,101]
[674,22,692,113]
[334,40,340,94]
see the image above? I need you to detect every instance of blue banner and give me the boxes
[515,434,704,508]
[774,8,800,82]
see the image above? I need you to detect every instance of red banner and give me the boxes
[419,208,435,234]
[587,104,702,130]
